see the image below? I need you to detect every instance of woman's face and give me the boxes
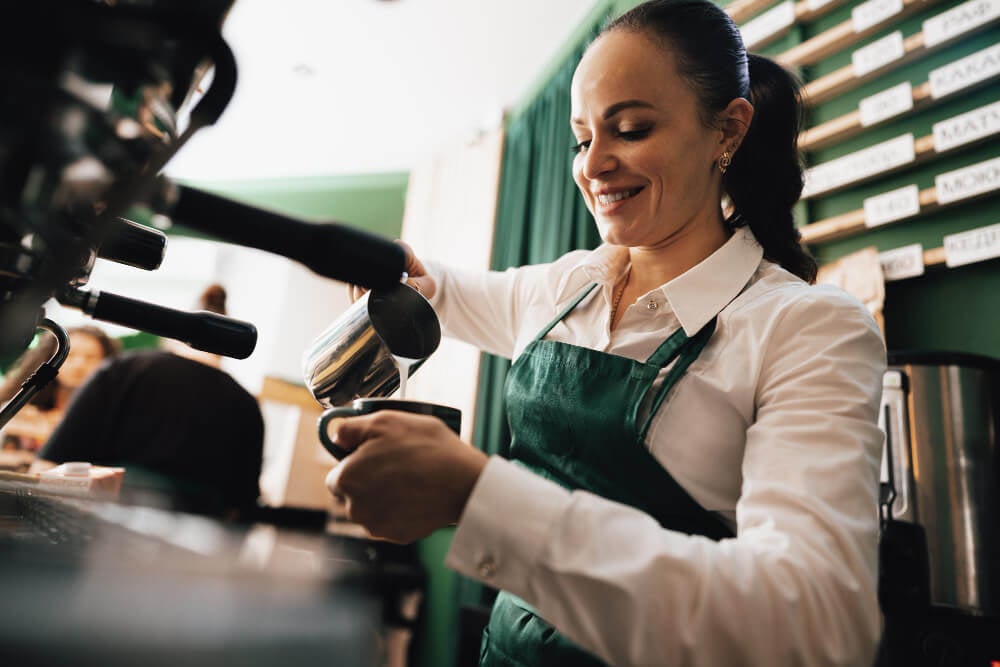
[570,30,727,248]
[61,332,107,389]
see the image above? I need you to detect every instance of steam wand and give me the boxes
[58,287,258,360]
[0,319,70,430]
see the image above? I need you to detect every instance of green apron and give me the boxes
[479,283,733,667]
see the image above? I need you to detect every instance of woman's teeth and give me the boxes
[597,189,640,206]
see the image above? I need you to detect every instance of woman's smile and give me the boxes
[593,186,644,212]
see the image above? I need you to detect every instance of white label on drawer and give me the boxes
[944,222,1000,267]
[932,100,1000,153]
[859,81,914,126]
[740,1,796,47]
[935,156,1000,205]
[923,0,1000,48]
[929,43,1000,99]
[864,184,921,227]
[852,31,905,77]
[802,134,915,198]
[879,244,926,281]
[853,0,903,32]
[807,0,838,10]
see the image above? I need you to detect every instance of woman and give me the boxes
[327,1,886,665]
[2,325,120,451]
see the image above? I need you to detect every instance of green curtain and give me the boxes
[471,27,605,461]
[456,15,609,626]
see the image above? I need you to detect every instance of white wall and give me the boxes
[50,236,354,397]
[397,127,505,442]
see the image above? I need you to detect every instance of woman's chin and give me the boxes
[598,226,634,248]
[597,221,623,244]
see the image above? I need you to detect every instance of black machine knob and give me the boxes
[97,217,168,271]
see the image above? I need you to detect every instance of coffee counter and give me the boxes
[0,479,423,667]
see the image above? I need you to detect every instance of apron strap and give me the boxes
[531,283,599,344]
[638,317,717,441]
[644,326,689,368]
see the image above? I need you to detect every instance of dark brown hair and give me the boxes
[197,284,227,315]
[68,325,122,359]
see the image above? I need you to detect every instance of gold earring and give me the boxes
[718,151,732,174]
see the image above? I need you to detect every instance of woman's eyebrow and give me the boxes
[572,99,655,125]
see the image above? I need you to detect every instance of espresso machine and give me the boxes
[0,3,419,665]
[0,0,406,427]
[878,351,1000,666]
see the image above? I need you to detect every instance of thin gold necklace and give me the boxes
[609,267,631,327]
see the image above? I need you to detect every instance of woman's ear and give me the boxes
[717,97,754,156]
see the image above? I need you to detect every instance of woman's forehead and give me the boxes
[572,31,687,113]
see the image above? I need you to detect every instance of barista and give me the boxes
[327,1,887,665]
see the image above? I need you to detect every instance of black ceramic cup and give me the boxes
[318,397,462,460]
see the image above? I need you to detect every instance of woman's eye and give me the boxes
[617,128,651,141]
[571,127,649,154]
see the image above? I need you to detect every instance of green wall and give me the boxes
[178,171,409,238]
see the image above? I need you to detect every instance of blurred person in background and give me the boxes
[1,325,120,453]
[33,284,265,519]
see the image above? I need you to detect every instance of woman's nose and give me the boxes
[581,139,617,180]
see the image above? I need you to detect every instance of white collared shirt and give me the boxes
[427,227,887,667]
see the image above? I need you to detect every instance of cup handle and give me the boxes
[318,406,360,460]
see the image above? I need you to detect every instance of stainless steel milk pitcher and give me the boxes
[302,282,441,408]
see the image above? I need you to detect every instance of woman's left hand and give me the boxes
[325,410,488,543]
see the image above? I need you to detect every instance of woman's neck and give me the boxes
[626,220,731,293]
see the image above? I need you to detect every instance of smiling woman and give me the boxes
[323,2,888,666]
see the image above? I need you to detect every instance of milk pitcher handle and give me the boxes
[318,407,361,460]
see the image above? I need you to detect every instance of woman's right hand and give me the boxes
[347,239,437,302]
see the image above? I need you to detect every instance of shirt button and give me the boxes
[477,556,498,578]
[646,300,658,311]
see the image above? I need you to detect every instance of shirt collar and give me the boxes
[553,243,628,306]
[663,226,763,335]
[557,226,764,335]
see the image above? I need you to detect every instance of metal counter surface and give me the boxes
[0,480,422,667]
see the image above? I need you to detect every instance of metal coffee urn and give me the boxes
[877,350,1000,666]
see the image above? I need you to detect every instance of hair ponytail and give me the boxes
[725,54,816,283]
[603,0,817,283]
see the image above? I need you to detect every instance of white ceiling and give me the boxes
[164,0,601,182]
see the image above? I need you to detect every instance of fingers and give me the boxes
[322,412,380,460]
[346,283,368,304]
[405,275,437,300]
[395,239,430,281]
[323,409,489,543]
[345,240,431,303]
[394,239,420,274]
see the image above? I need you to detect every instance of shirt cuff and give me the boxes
[445,456,572,592]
